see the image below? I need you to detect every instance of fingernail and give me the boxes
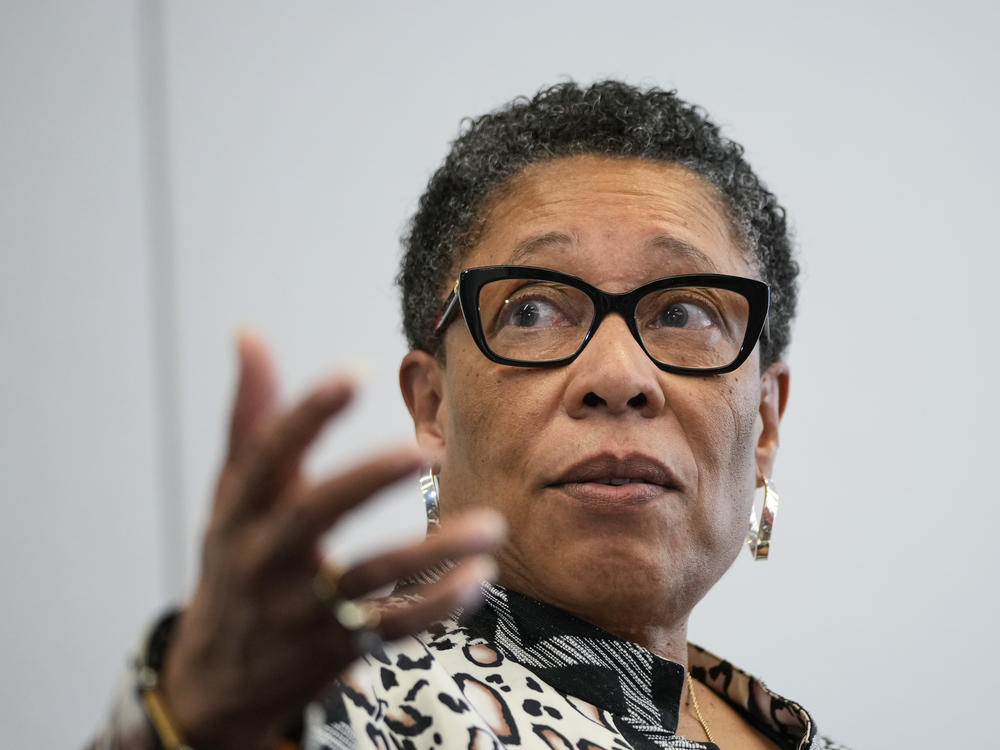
[234,326,255,357]
[343,359,375,385]
[476,555,499,582]
[469,509,508,543]
[456,557,499,608]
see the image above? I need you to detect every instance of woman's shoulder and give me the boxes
[689,643,852,750]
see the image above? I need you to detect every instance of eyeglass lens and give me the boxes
[477,278,750,368]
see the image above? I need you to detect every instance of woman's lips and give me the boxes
[547,453,679,508]
[551,479,668,508]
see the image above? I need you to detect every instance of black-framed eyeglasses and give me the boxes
[432,265,770,375]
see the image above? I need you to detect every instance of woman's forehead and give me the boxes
[468,155,753,282]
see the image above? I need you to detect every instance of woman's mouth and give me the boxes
[592,477,651,486]
[548,453,679,508]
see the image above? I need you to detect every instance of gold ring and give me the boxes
[312,564,383,655]
[312,563,346,606]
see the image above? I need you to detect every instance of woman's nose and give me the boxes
[562,315,666,419]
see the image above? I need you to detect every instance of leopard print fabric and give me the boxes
[308,584,848,750]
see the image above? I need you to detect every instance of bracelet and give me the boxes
[132,609,302,750]
[138,684,192,750]
[134,610,193,750]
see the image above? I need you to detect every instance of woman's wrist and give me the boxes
[133,609,193,750]
[153,606,293,750]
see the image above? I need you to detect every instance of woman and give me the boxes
[97,81,844,750]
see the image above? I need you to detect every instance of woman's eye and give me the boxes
[499,297,568,328]
[654,302,716,329]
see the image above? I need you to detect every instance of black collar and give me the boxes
[460,583,687,744]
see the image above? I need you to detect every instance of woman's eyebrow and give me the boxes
[507,231,576,263]
[648,235,719,271]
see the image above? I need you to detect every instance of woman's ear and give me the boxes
[399,350,447,470]
[755,360,790,480]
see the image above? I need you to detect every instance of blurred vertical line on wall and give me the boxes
[137,0,186,598]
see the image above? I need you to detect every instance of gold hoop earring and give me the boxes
[747,476,779,560]
[418,467,441,530]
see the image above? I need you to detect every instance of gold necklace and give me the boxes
[686,671,716,744]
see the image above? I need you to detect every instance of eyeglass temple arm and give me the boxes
[760,304,772,346]
[432,279,461,336]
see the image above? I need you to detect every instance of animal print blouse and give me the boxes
[95,582,849,750]
[306,582,848,750]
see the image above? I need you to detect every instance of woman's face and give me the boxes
[401,155,788,637]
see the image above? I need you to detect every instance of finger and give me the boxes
[334,509,507,599]
[269,511,504,634]
[268,444,424,552]
[376,555,499,641]
[226,330,279,466]
[230,375,358,521]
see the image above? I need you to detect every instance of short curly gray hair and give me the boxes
[398,80,797,367]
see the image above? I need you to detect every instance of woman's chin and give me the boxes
[503,545,695,625]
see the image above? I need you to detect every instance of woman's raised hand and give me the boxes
[159,332,504,750]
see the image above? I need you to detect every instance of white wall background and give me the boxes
[2,1,998,747]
